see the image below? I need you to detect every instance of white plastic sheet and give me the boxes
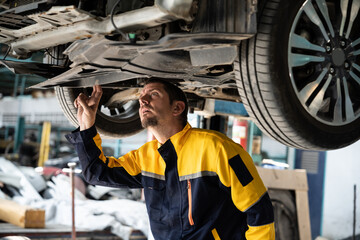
[0,157,151,240]
[0,157,42,200]
[16,174,151,240]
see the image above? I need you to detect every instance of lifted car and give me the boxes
[0,0,359,150]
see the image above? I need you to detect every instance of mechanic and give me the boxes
[66,79,275,239]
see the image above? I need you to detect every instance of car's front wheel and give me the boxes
[237,0,360,150]
[55,87,143,138]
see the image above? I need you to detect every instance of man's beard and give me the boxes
[141,116,158,128]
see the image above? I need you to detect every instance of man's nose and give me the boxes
[139,95,149,106]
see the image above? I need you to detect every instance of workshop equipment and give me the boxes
[63,162,80,240]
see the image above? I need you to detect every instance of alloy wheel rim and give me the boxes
[98,100,140,123]
[288,0,360,126]
[81,88,140,124]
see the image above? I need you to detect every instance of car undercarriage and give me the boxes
[0,0,359,150]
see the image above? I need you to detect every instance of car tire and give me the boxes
[55,87,143,138]
[236,0,360,150]
[268,189,299,240]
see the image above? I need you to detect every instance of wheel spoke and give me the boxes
[290,53,325,67]
[350,70,360,85]
[303,0,330,42]
[353,49,360,56]
[342,77,355,121]
[352,37,360,47]
[333,78,343,122]
[345,0,360,39]
[291,33,325,52]
[353,63,360,72]
[117,106,125,113]
[315,0,335,37]
[340,0,350,37]
[110,109,117,115]
[308,74,332,115]
[334,77,356,123]
[299,68,328,103]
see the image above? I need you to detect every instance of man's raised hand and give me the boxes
[74,85,103,131]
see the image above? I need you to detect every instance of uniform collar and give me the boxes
[169,122,192,150]
[157,123,192,149]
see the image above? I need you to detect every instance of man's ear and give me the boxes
[172,101,185,116]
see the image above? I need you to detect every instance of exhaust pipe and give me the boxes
[0,0,194,55]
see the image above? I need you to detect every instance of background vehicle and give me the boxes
[0,0,359,150]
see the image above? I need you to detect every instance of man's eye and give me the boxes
[151,92,159,96]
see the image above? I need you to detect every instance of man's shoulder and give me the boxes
[189,127,229,142]
[137,139,159,152]
[188,127,243,150]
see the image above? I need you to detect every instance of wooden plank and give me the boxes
[257,167,308,191]
[0,199,45,228]
[257,167,312,240]
[296,190,312,240]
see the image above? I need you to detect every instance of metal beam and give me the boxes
[13,116,25,153]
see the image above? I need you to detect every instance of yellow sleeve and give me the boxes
[93,132,141,176]
[216,139,275,240]
[246,223,275,239]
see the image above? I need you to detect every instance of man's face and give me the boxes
[139,82,172,128]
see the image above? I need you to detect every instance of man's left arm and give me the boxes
[242,192,275,239]
[216,140,275,239]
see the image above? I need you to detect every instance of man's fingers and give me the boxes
[77,103,83,116]
[88,85,103,106]
[77,93,92,113]
[94,85,103,102]
[93,85,102,94]
[90,85,102,98]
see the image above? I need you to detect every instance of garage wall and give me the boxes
[0,96,71,127]
[321,141,360,239]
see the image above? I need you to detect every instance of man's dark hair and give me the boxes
[145,78,188,127]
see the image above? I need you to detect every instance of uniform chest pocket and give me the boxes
[142,177,166,221]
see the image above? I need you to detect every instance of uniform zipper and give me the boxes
[187,179,194,225]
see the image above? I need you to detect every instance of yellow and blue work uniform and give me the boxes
[66,123,275,240]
